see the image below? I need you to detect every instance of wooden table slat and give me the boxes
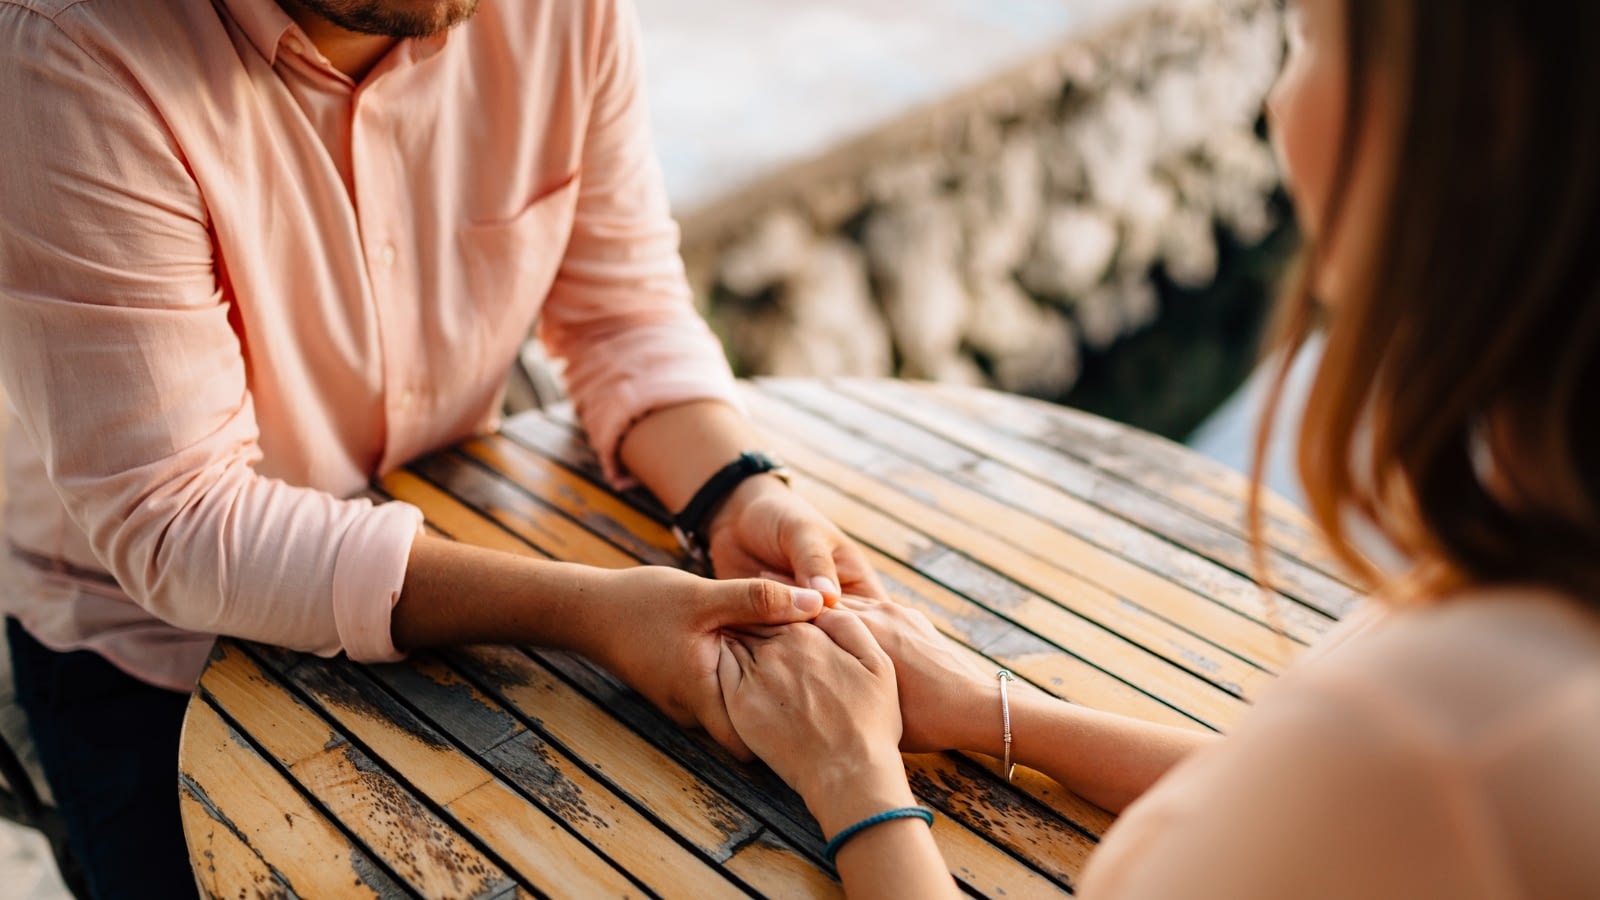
[903,380,1328,557]
[447,646,840,892]
[179,786,300,900]
[378,470,544,558]
[746,390,1291,686]
[757,380,1337,645]
[905,752,1096,885]
[369,653,756,899]
[414,451,644,569]
[200,645,525,898]
[746,418,1257,725]
[920,804,1077,900]
[182,699,407,899]
[251,645,676,899]
[459,436,680,555]
[818,377,1360,612]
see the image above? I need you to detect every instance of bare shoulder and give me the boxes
[1308,588,1600,748]
[1080,590,1600,899]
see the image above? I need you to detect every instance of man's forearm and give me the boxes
[618,399,764,513]
[391,533,614,655]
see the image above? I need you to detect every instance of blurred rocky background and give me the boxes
[634,0,1291,441]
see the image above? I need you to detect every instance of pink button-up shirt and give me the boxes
[0,0,739,691]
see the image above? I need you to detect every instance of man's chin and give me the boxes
[293,0,482,39]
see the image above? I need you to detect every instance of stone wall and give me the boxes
[689,0,1285,400]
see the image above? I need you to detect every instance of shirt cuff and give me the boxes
[331,499,425,663]
[582,374,746,489]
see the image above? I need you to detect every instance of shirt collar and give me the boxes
[218,0,300,66]
[409,31,449,63]
[217,0,454,69]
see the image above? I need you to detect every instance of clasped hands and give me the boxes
[587,478,997,793]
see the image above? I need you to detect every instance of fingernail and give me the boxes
[790,587,825,614]
[809,576,840,597]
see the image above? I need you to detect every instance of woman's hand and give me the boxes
[717,609,914,831]
[721,609,962,898]
[837,596,1001,755]
[706,477,886,603]
[586,566,826,761]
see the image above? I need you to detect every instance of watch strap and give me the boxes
[671,451,789,559]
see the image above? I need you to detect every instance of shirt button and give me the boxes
[378,242,397,268]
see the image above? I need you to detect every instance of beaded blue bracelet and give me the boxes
[822,806,935,866]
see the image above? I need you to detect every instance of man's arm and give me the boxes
[536,0,882,599]
[391,534,824,758]
[0,8,425,662]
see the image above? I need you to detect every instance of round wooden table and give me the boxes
[179,378,1357,898]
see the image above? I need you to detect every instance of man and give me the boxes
[0,0,882,895]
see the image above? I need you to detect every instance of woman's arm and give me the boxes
[839,596,1216,813]
[954,684,1215,814]
[718,611,960,899]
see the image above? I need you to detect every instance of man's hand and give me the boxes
[705,476,886,603]
[587,565,826,760]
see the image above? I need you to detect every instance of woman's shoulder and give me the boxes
[1303,587,1600,750]
[1080,589,1600,899]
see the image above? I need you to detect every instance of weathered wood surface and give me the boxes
[180,378,1348,898]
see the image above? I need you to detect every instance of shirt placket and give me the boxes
[349,72,425,472]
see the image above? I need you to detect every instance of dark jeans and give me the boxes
[6,618,197,900]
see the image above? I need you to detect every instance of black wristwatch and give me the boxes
[671,450,791,561]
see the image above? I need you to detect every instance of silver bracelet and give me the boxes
[996,669,1016,782]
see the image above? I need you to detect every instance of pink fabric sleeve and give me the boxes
[0,10,421,663]
[536,0,742,486]
[1077,673,1517,899]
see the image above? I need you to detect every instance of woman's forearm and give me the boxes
[951,686,1216,813]
[804,761,961,900]
[1019,693,1215,812]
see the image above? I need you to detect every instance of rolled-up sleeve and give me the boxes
[0,9,421,662]
[536,0,741,486]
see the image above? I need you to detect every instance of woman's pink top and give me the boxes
[1081,591,1600,897]
[0,0,739,690]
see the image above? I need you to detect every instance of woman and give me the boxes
[716,0,1600,895]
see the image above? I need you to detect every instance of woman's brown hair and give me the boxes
[1252,0,1600,603]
